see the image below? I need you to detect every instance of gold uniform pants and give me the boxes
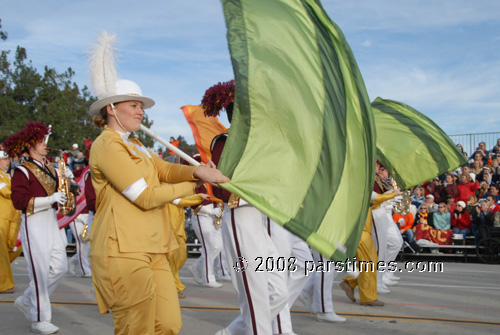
[165,203,188,293]
[0,219,22,292]
[109,253,182,335]
[344,209,378,303]
[167,236,187,293]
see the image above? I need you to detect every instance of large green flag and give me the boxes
[372,97,467,190]
[218,0,376,260]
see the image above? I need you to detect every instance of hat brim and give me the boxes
[88,95,155,117]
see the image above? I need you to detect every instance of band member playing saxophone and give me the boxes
[5,121,70,334]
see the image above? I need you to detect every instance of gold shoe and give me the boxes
[339,280,356,303]
[360,299,385,306]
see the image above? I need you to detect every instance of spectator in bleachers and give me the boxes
[482,183,500,203]
[486,194,500,213]
[461,165,476,182]
[476,180,490,199]
[491,138,500,155]
[441,173,458,201]
[473,200,495,244]
[415,204,434,227]
[393,211,415,243]
[425,178,442,203]
[451,201,472,239]
[456,143,467,157]
[432,202,451,232]
[457,173,479,203]
[491,158,500,183]
[445,195,457,214]
[411,186,425,208]
[471,160,483,176]
[424,194,439,213]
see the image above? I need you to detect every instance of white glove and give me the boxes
[393,195,403,203]
[211,208,223,217]
[49,192,67,205]
[64,168,74,179]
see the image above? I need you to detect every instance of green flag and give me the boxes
[372,97,467,190]
[219,0,376,260]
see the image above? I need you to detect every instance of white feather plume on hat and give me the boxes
[87,31,154,116]
[88,31,119,100]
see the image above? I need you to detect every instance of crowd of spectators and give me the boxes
[396,140,500,251]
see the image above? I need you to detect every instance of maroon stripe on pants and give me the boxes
[25,216,41,321]
[196,215,210,282]
[231,209,257,335]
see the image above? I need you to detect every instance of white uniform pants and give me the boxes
[303,250,340,314]
[20,209,67,322]
[69,214,91,276]
[372,203,403,284]
[191,213,225,284]
[268,220,313,334]
[223,205,288,335]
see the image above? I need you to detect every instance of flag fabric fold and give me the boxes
[372,97,467,190]
[219,0,376,260]
[181,105,228,163]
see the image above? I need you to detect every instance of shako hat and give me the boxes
[87,31,154,117]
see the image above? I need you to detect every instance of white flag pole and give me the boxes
[140,124,200,166]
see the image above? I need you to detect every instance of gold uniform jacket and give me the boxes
[89,127,198,312]
[0,169,21,250]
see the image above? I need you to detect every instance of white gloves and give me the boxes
[64,168,74,179]
[49,192,67,205]
[393,195,403,203]
[211,207,223,217]
[33,192,67,214]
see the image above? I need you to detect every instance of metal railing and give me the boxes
[448,132,500,157]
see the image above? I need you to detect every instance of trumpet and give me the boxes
[57,150,77,216]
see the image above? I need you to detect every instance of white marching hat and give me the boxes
[87,31,155,117]
[88,79,155,117]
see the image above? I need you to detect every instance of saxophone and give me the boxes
[390,177,412,216]
[213,202,225,228]
[80,223,90,242]
[57,151,77,217]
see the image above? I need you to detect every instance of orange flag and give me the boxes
[181,105,227,164]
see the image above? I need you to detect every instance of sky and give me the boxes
[1,0,499,149]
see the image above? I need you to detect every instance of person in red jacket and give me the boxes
[457,173,479,203]
[451,201,472,239]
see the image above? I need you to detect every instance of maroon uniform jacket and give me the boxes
[11,159,58,215]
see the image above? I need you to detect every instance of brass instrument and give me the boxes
[57,151,77,216]
[192,204,203,215]
[80,224,90,242]
[213,202,225,228]
[390,177,411,216]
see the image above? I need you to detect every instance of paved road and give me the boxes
[1,257,499,334]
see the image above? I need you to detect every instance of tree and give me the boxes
[134,114,154,147]
[176,135,197,157]
[0,46,100,149]
[0,18,7,41]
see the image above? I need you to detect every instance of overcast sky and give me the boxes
[1,0,499,148]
